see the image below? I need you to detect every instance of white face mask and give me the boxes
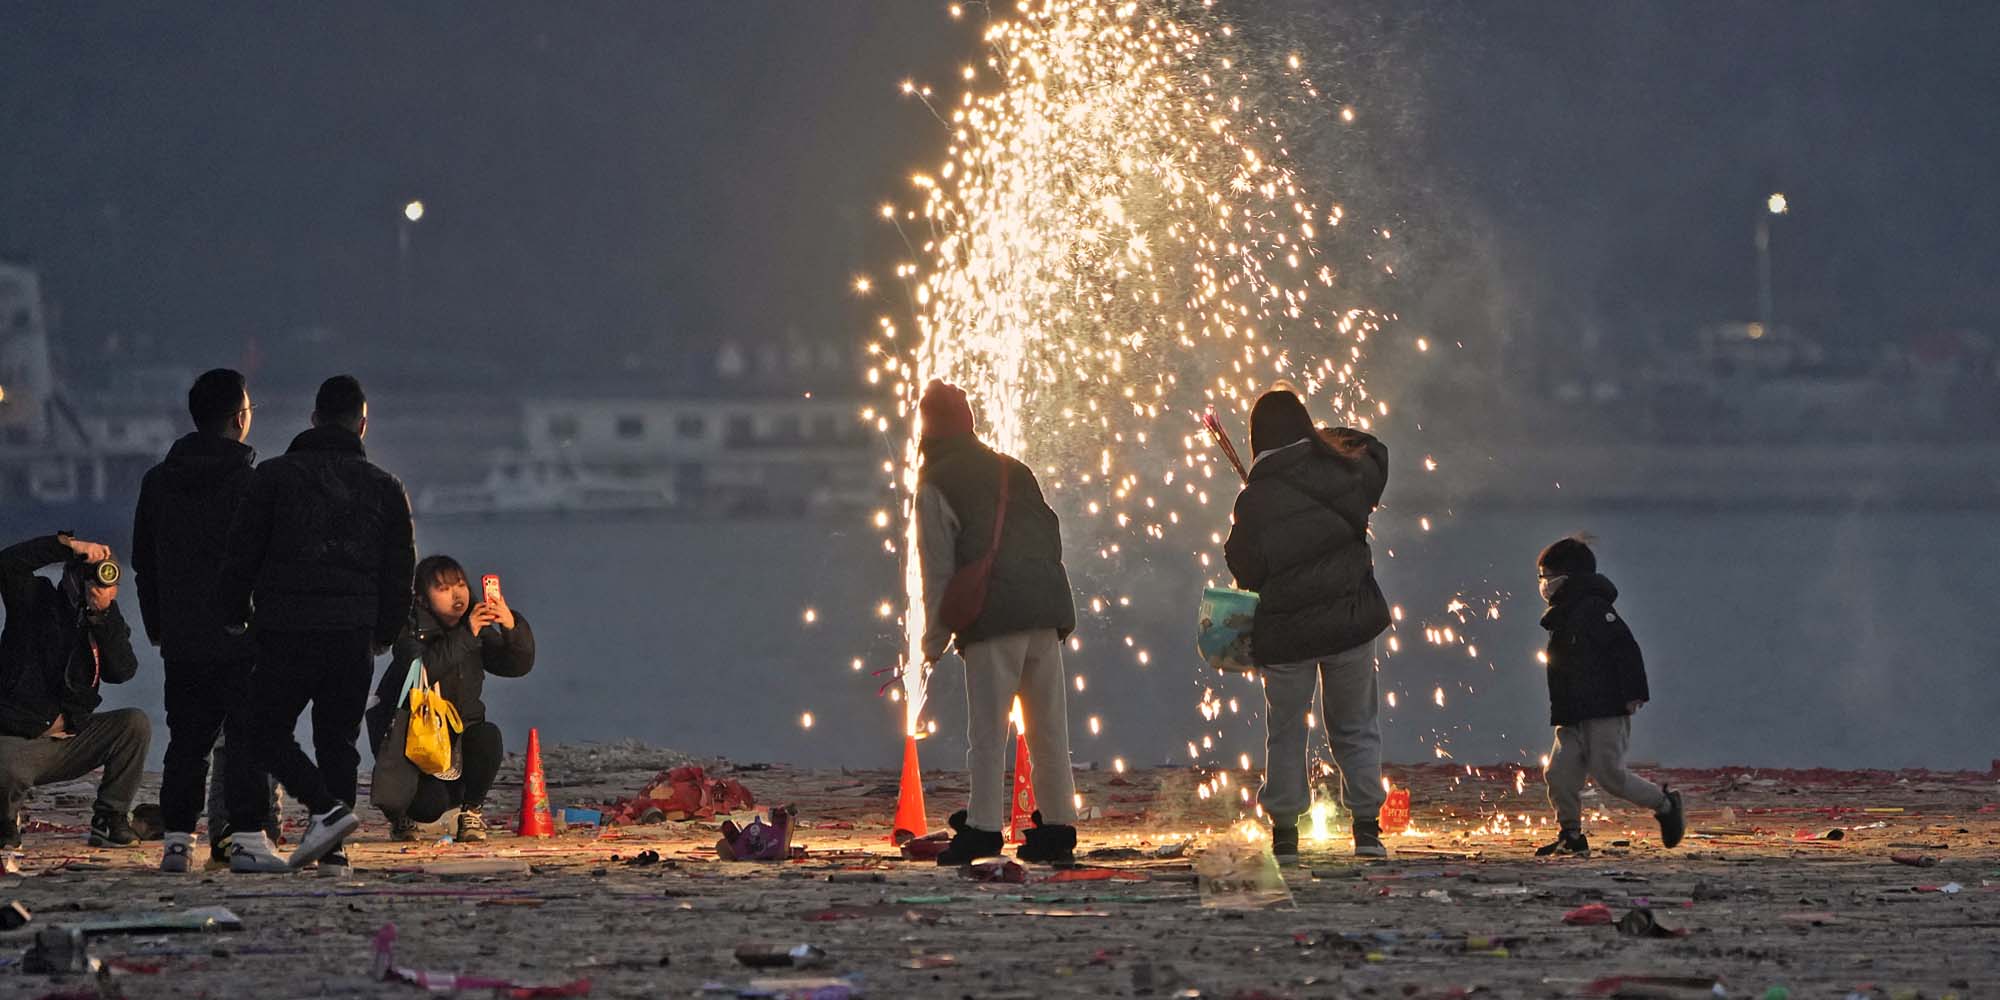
[1538,575,1567,603]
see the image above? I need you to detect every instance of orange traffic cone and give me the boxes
[1007,730,1037,844]
[516,727,555,837]
[890,734,928,843]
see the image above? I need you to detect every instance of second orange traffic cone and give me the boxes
[890,734,928,843]
[516,727,555,837]
[1008,730,1036,843]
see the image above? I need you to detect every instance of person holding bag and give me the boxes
[1224,385,1392,862]
[365,556,534,843]
[914,381,1081,867]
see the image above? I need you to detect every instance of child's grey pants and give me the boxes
[1257,643,1385,826]
[1546,716,1666,833]
[961,628,1079,831]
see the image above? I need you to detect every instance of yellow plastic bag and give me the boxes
[405,680,463,777]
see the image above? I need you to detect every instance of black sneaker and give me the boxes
[389,816,421,843]
[1656,786,1686,849]
[1270,824,1300,863]
[1015,810,1077,866]
[88,808,141,849]
[0,810,20,851]
[1353,818,1388,859]
[935,810,1004,866]
[456,807,490,843]
[1535,832,1590,858]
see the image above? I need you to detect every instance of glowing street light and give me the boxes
[403,200,425,223]
[1755,191,1790,336]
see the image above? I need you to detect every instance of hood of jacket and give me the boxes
[156,432,256,492]
[1540,572,1619,629]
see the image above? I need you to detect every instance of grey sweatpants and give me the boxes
[1258,643,1385,826]
[1546,716,1666,833]
[961,628,1079,831]
[0,708,152,819]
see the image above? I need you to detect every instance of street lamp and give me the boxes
[1755,192,1787,338]
[398,199,425,338]
[403,200,425,222]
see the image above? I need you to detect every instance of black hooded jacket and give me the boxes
[133,432,257,662]
[1224,428,1391,666]
[217,426,415,644]
[1539,572,1651,726]
[0,536,141,739]
[365,604,535,756]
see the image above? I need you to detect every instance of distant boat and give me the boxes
[414,457,674,520]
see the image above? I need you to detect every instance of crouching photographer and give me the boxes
[365,555,533,843]
[0,534,151,849]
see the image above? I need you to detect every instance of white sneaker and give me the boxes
[160,832,195,873]
[227,831,290,874]
[287,806,359,869]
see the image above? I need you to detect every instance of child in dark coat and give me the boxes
[1535,536,1686,856]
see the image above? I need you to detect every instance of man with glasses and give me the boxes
[132,368,269,871]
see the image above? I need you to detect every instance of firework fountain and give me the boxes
[861,0,1454,826]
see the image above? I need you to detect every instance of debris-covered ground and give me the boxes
[2,743,1995,998]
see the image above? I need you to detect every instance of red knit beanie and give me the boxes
[919,380,975,440]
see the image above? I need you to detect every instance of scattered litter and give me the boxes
[417,859,532,877]
[49,906,242,936]
[899,833,949,862]
[1778,912,1841,925]
[373,924,590,996]
[1890,853,1939,868]
[824,872,884,884]
[1563,903,1616,926]
[625,850,663,867]
[898,954,956,970]
[1914,882,1962,894]
[1041,867,1147,883]
[1420,889,1454,903]
[1195,838,1293,910]
[1616,907,1690,938]
[1584,974,1726,998]
[734,944,830,970]
[22,927,93,975]
[718,805,799,862]
[803,905,938,924]
[960,859,1026,884]
[741,976,860,999]
[561,808,603,829]
[606,766,755,825]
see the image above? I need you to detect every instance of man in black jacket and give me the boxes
[217,375,415,871]
[0,533,150,849]
[133,368,274,872]
[1224,386,1392,861]
[1533,536,1686,857]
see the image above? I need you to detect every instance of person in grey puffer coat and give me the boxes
[1224,386,1392,861]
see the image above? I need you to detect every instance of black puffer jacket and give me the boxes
[0,536,141,739]
[217,426,415,645]
[132,432,257,661]
[919,434,1077,649]
[365,605,535,756]
[1223,428,1391,666]
[1539,572,1650,726]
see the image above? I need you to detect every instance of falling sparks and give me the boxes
[864,1,1431,763]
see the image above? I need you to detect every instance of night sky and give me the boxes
[5,1,1996,380]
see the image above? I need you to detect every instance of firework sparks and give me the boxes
[865,1,1427,783]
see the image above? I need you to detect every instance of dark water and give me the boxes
[89,508,1999,773]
